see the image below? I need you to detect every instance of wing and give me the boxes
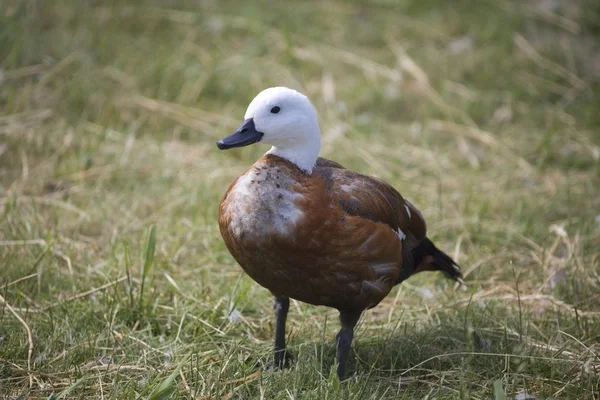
[316,157,344,169]
[314,159,426,244]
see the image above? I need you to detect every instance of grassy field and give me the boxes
[1,0,600,398]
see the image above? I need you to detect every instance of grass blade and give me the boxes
[494,379,506,400]
[138,224,157,313]
[147,363,182,400]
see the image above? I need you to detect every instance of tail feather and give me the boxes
[397,237,462,284]
[428,240,462,281]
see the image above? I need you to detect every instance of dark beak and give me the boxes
[216,118,264,150]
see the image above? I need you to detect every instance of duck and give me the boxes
[216,86,462,380]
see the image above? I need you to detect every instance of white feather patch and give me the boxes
[395,227,406,240]
[227,168,304,237]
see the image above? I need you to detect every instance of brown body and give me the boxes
[219,155,429,311]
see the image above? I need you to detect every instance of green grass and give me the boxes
[1,0,600,398]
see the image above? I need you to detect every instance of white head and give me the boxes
[216,87,321,173]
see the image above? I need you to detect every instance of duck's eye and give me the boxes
[270,106,281,114]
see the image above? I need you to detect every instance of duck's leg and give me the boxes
[273,296,294,368]
[336,310,361,380]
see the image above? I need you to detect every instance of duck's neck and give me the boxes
[266,135,321,173]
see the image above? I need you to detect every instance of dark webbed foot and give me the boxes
[272,350,295,370]
[336,310,361,380]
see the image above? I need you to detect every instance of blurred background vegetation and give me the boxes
[1,0,599,398]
